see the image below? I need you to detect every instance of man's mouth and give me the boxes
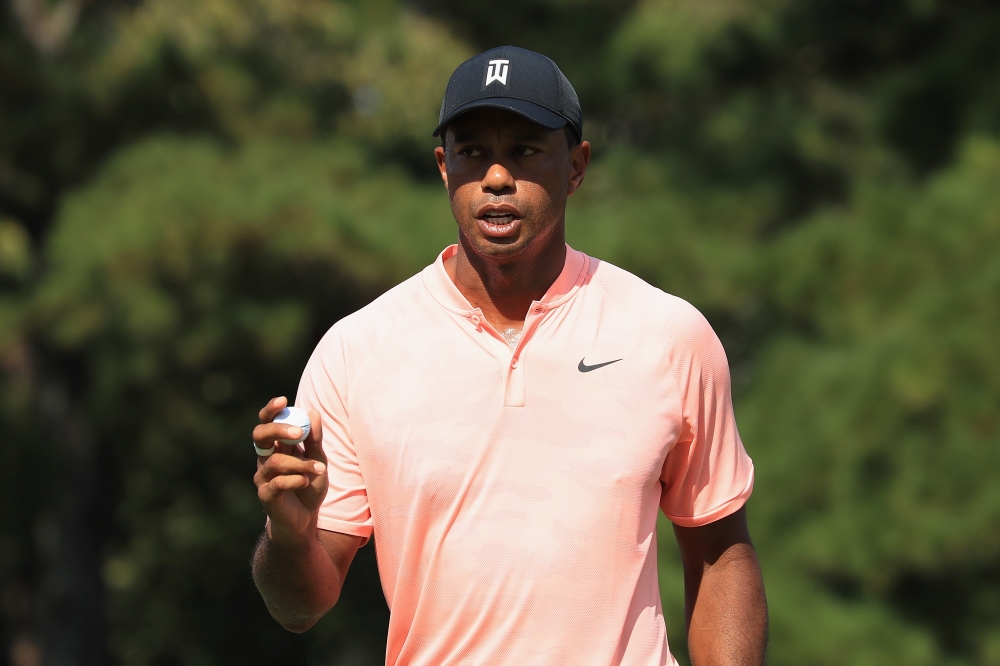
[478,214,520,237]
[476,208,522,238]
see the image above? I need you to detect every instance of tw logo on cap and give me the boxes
[484,59,510,87]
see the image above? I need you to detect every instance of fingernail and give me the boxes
[288,427,302,438]
[313,462,326,474]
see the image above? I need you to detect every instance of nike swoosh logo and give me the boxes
[578,358,623,372]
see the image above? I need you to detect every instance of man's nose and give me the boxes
[482,163,515,192]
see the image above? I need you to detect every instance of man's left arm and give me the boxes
[673,505,768,666]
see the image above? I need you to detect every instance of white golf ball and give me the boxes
[273,406,311,445]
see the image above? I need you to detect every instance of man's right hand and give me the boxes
[252,396,329,544]
[251,396,361,632]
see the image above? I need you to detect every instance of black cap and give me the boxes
[434,46,583,141]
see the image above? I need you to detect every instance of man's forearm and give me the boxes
[685,543,768,665]
[251,527,344,632]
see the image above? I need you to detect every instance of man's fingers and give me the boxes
[256,464,328,505]
[252,422,305,447]
[257,474,311,502]
[252,401,329,519]
[256,453,326,482]
[302,409,326,463]
[258,396,288,423]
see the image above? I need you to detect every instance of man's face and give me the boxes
[434,108,590,262]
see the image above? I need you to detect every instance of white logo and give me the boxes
[485,59,510,86]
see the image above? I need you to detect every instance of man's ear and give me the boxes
[434,146,449,190]
[567,140,591,196]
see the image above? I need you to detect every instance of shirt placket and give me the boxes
[465,301,550,407]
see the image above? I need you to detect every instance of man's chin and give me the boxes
[463,232,531,262]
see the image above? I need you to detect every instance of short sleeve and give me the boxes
[295,328,374,545]
[660,306,754,527]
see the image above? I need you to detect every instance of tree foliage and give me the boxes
[35,136,454,664]
[2,0,1000,664]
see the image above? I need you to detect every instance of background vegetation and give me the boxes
[2,0,1000,664]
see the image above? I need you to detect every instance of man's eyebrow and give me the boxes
[513,130,550,142]
[450,129,482,144]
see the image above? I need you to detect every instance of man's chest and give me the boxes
[345,311,683,524]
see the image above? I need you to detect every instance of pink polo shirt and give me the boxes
[296,245,754,666]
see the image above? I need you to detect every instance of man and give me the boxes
[251,46,767,665]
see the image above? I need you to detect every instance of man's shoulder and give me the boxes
[317,270,431,352]
[587,255,724,369]
[588,254,707,331]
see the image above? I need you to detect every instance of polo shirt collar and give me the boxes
[421,243,589,315]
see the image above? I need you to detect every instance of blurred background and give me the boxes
[2,0,1000,664]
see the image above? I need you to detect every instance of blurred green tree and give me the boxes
[3,0,1000,664]
[743,137,1000,665]
[33,137,452,664]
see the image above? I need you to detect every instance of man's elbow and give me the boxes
[281,619,317,634]
[273,611,324,634]
[267,596,339,634]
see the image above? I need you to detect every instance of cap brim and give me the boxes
[433,98,569,137]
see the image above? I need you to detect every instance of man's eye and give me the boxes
[459,147,483,157]
[515,146,539,156]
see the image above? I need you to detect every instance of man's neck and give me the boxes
[445,232,567,335]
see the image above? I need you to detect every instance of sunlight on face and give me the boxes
[435,108,587,263]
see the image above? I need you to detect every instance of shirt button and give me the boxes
[511,359,518,368]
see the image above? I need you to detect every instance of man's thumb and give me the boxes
[302,409,326,462]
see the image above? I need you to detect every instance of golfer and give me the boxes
[251,46,767,665]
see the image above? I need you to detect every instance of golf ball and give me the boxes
[273,406,311,445]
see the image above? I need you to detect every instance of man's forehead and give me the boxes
[446,109,559,141]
